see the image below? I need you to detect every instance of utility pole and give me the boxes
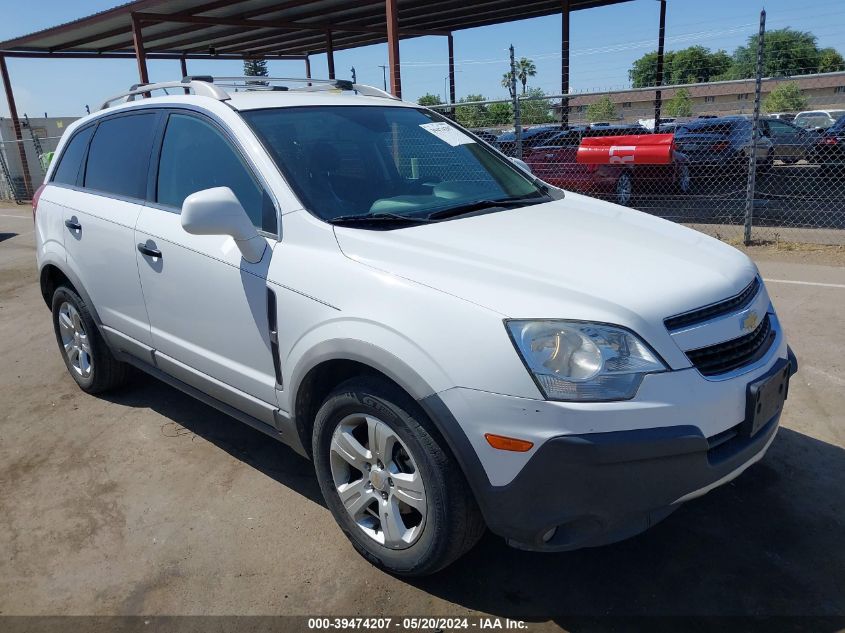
[378,65,388,91]
[743,9,766,246]
[510,44,523,159]
[653,0,667,132]
[351,66,357,83]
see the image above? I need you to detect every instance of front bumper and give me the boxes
[420,347,796,552]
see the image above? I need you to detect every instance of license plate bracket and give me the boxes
[743,357,791,437]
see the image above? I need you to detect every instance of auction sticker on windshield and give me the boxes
[419,122,475,146]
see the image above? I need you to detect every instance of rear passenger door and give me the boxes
[134,111,279,422]
[59,111,160,350]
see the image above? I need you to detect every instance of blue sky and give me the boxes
[1,0,844,117]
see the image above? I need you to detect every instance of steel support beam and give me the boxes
[131,13,149,85]
[653,0,666,131]
[385,0,401,98]
[0,51,304,60]
[304,53,311,78]
[0,55,33,198]
[561,0,570,126]
[133,11,447,38]
[446,34,456,105]
[326,31,335,79]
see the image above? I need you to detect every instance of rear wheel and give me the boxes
[51,286,128,393]
[615,171,633,206]
[676,163,692,194]
[312,376,484,576]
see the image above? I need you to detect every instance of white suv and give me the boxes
[34,77,796,576]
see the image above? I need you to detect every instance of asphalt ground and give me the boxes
[1,202,844,631]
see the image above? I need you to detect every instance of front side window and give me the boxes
[243,106,546,226]
[84,113,158,199]
[156,113,273,233]
[52,125,94,186]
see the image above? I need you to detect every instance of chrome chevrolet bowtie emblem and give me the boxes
[741,311,760,333]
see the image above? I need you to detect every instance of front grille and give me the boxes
[665,277,760,331]
[686,313,774,376]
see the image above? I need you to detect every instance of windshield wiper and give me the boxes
[327,212,434,226]
[424,195,546,221]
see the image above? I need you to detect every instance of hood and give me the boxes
[334,193,757,353]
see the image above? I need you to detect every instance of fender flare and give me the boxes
[38,256,104,329]
[288,337,440,409]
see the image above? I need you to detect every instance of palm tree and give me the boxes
[501,71,516,99]
[516,57,537,94]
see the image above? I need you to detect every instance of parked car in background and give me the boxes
[470,129,500,145]
[793,110,845,131]
[760,117,813,164]
[808,114,845,171]
[673,116,773,177]
[524,124,690,205]
[767,112,796,122]
[496,125,560,157]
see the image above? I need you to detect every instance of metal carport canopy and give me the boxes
[0,0,632,60]
[0,0,641,199]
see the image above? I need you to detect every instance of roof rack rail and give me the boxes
[99,76,398,111]
[208,76,399,100]
[100,79,229,110]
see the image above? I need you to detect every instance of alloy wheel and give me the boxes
[329,413,427,549]
[616,172,633,206]
[58,301,92,378]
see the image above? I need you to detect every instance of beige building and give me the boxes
[561,71,845,123]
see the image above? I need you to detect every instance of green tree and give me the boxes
[243,58,269,85]
[455,94,488,128]
[516,57,537,94]
[487,101,514,125]
[502,57,539,97]
[586,95,617,123]
[763,82,808,113]
[520,87,555,125]
[629,46,732,88]
[501,71,516,99]
[818,47,845,73]
[665,88,693,117]
[730,28,832,79]
[417,93,443,106]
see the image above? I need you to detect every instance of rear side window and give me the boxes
[156,113,273,232]
[52,126,94,186]
[85,113,158,199]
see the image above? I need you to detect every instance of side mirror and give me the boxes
[181,187,266,263]
[509,156,533,174]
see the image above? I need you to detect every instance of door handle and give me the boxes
[64,218,81,231]
[137,243,163,258]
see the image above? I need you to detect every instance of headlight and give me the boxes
[506,320,667,401]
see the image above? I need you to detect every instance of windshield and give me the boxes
[242,105,546,224]
[795,114,833,129]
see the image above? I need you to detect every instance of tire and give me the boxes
[51,285,128,394]
[312,376,485,576]
[676,163,692,194]
[615,171,633,206]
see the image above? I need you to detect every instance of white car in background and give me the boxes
[34,77,796,576]
[793,109,845,131]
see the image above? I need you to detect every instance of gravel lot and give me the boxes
[1,202,844,629]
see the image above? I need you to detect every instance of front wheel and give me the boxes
[312,377,485,576]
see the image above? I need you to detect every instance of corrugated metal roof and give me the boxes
[0,0,632,59]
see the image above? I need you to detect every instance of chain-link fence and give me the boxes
[0,134,62,203]
[430,89,845,246]
[429,15,845,246]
